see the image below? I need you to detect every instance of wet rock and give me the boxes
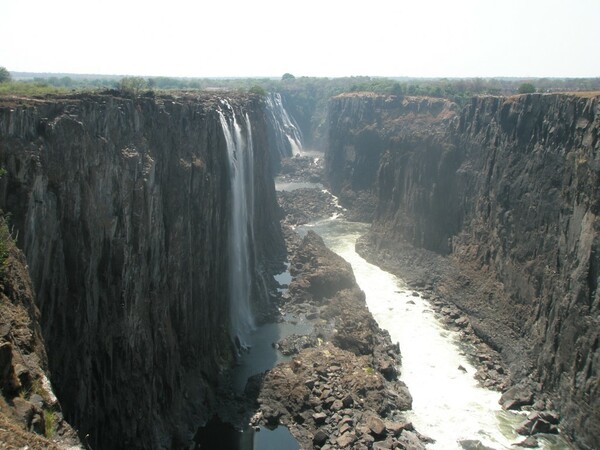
[398,430,427,450]
[459,440,496,449]
[514,436,539,448]
[516,411,560,435]
[385,420,411,436]
[500,385,534,410]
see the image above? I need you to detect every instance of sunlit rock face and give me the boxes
[327,92,600,449]
[0,93,284,449]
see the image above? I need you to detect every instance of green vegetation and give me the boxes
[44,410,56,438]
[0,71,598,106]
[248,85,267,96]
[518,82,536,94]
[0,67,11,83]
[118,76,148,96]
[0,81,71,96]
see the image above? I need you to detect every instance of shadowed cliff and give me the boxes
[326,92,600,449]
[0,92,284,449]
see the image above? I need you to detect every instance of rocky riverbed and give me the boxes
[269,153,567,448]
[249,230,431,449]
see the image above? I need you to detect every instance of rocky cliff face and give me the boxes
[0,92,284,449]
[0,216,82,449]
[327,92,600,449]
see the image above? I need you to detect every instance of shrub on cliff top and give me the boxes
[518,83,536,94]
[119,76,148,96]
[0,67,11,83]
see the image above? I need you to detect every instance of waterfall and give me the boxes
[265,93,303,158]
[218,101,256,349]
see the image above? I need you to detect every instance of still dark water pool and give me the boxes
[195,416,299,450]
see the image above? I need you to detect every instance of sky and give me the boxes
[2,0,599,78]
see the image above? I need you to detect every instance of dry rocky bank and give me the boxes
[0,217,82,449]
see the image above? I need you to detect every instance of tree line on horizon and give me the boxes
[1,66,599,102]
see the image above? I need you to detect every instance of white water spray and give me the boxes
[218,101,256,348]
[265,93,303,157]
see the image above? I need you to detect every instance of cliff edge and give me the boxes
[0,92,284,449]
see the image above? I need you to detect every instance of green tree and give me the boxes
[0,67,11,83]
[119,76,148,96]
[518,83,536,94]
[249,85,266,96]
[282,73,295,81]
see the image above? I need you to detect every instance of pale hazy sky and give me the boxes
[2,0,599,78]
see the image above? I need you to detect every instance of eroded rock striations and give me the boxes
[326,92,600,448]
[0,92,284,449]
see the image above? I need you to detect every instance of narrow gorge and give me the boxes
[326,92,599,449]
[0,88,597,450]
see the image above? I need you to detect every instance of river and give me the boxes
[298,217,569,450]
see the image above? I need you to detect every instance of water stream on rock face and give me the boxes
[298,217,569,450]
[218,103,255,348]
[265,93,304,158]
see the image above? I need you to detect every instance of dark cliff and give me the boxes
[327,92,600,448]
[0,92,284,449]
[0,216,82,448]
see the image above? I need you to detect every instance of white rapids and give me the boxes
[299,217,569,450]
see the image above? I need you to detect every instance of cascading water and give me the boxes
[218,101,256,348]
[265,92,303,158]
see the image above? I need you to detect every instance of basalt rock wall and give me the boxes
[327,92,600,448]
[0,92,283,449]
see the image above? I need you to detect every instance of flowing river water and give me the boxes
[211,175,569,449]
[297,216,570,450]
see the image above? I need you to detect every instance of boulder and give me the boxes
[499,385,534,410]
[514,436,539,448]
[516,412,559,436]
[336,431,356,448]
[366,415,386,436]
[0,342,20,394]
[398,430,427,450]
[312,412,327,424]
[313,428,328,446]
[12,397,35,427]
